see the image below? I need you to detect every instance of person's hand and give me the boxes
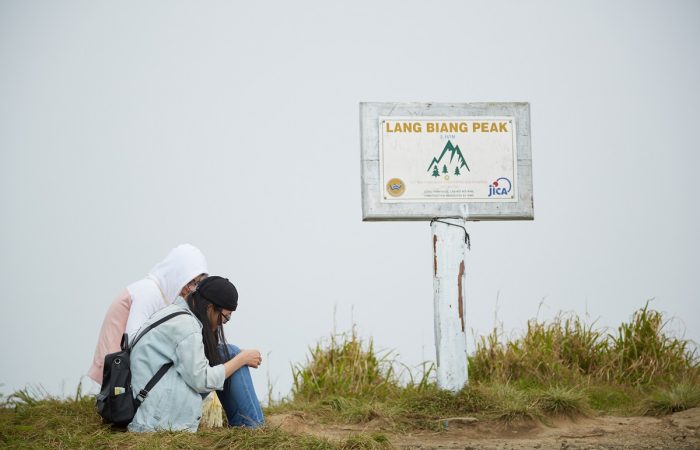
[238,349,262,368]
[223,348,263,377]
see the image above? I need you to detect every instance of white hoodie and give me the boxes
[87,244,208,384]
[125,244,208,340]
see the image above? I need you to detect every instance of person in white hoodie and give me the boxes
[88,244,208,384]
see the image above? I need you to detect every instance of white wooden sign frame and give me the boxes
[360,102,534,221]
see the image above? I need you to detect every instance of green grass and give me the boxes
[585,383,637,413]
[2,303,698,447]
[643,381,700,416]
[469,301,698,386]
[291,326,398,402]
[0,393,391,449]
[535,385,591,418]
[272,302,699,430]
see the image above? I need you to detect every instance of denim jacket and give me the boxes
[127,297,225,432]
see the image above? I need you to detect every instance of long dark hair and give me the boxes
[186,291,230,366]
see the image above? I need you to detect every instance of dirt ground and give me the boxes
[267,407,700,449]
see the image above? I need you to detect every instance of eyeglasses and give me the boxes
[220,311,231,324]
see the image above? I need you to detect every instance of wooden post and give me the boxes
[431,218,468,391]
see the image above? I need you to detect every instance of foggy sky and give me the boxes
[1,0,698,402]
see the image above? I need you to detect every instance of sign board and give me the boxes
[361,103,533,221]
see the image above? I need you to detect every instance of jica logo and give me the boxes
[488,177,512,197]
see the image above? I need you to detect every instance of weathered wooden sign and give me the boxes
[361,103,533,221]
[360,102,534,392]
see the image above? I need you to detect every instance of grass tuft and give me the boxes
[6,385,51,408]
[535,385,590,418]
[342,433,392,449]
[469,301,699,387]
[292,326,397,402]
[606,303,697,385]
[479,383,540,423]
[643,381,700,416]
[319,396,383,423]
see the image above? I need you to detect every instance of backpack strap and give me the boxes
[120,333,130,351]
[135,362,174,406]
[130,310,190,350]
[129,310,191,406]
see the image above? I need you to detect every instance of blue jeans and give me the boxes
[216,344,265,428]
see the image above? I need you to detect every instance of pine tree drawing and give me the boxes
[432,165,440,177]
[426,140,471,176]
[454,166,461,176]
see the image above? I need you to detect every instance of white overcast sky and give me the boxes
[1,1,699,402]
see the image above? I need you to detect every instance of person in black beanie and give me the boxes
[128,276,265,432]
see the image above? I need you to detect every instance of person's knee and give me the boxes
[231,363,251,381]
[225,343,241,357]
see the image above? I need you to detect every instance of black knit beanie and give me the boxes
[194,276,238,311]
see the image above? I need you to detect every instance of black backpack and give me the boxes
[96,311,189,427]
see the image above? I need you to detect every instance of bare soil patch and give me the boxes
[268,407,700,449]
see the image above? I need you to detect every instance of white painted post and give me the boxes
[431,218,468,392]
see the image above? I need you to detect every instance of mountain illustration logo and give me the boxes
[427,140,470,179]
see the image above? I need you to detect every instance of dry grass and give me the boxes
[273,303,699,430]
[2,303,698,448]
[291,326,398,402]
[0,391,391,449]
[535,385,591,418]
[469,302,698,387]
[643,381,700,416]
